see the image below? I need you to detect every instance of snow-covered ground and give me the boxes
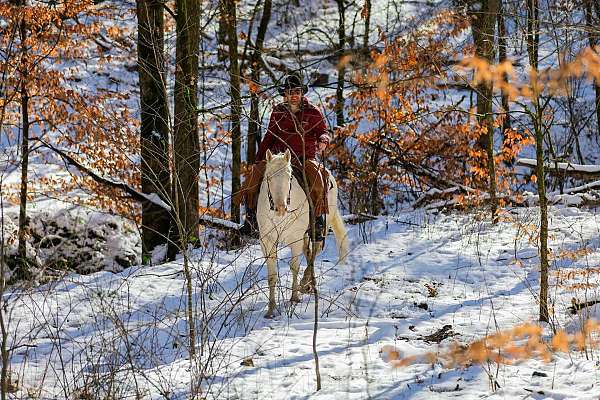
[4,1,600,398]
[8,204,600,399]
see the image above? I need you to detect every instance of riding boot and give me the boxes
[240,208,258,238]
[313,214,326,243]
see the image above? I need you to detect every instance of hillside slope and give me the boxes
[9,205,600,399]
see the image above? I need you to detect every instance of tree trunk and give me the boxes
[468,0,499,222]
[222,0,242,223]
[16,1,30,280]
[585,0,600,138]
[136,0,172,261]
[17,73,29,264]
[526,0,539,71]
[172,0,200,249]
[247,0,272,165]
[534,99,549,323]
[362,0,371,49]
[526,0,549,322]
[368,145,382,215]
[217,5,228,62]
[497,0,511,143]
[335,0,346,127]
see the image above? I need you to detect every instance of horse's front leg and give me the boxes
[290,242,303,303]
[300,263,315,294]
[265,255,278,318]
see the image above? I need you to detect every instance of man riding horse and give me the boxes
[239,73,330,243]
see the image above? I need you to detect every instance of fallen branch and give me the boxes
[517,158,600,180]
[423,193,527,212]
[199,215,243,231]
[341,213,378,224]
[32,138,171,211]
[568,298,600,315]
[550,180,600,196]
[369,141,478,203]
[413,187,462,208]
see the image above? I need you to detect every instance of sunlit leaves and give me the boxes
[0,1,139,219]
[457,48,600,99]
[383,320,600,368]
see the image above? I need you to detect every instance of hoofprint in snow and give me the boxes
[9,205,600,399]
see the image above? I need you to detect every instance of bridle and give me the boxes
[266,171,293,212]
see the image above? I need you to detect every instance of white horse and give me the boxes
[257,149,349,318]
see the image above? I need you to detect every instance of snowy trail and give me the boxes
[9,206,600,399]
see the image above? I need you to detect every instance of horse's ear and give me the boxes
[284,149,291,162]
[266,149,273,162]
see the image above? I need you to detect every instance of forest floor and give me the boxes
[8,204,600,399]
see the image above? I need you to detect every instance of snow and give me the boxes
[140,192,171,212]
[7,206,600,399]
[518,158,600,174]
[200,214,244,230]
[3,1,600,398]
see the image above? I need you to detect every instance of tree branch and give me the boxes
[32,138,171,211]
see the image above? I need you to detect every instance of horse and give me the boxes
[257,149,349,318]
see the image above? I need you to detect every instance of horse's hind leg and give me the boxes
[330,208,349,264]
[290,242,303,303]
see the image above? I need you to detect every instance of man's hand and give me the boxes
[318,141,327,151]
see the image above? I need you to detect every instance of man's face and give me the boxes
[284,88,303,108]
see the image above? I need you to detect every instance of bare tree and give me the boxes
[221,0,242,224]
[14,0,31,280]
[524,0,549,322]
[172,0,201,250]
[584,0,600,137]
[362,0,371,49]
[247,0,272,165]
[466,0,500,222]
[497,0,512,144]
[335,0,347,127]
[136,0,172,261]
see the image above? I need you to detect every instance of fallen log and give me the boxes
[568,298,600,315]
[340,213,378,224]
[412,187,462,208]
[199,215,243,232]
[517,158,600,180]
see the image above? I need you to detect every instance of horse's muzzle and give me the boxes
[275,204,287,217]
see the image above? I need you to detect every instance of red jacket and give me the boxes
[256,98,330,162]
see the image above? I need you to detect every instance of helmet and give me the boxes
[278,73,308,96]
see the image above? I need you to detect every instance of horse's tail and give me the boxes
[330,208,349,264]
[325,171,349,264]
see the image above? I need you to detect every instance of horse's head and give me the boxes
[264,149,293,217]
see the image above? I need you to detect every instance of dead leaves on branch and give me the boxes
[457,47,600,99]
[383,320,600,369]
[0,1,139,218]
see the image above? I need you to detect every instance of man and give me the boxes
[239,73,330,242]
